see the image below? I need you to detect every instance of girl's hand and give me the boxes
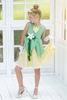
[44,35,54,42]
[19,46,24,56]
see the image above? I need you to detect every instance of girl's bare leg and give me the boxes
[14,65,24,94]
[34,68,40,95]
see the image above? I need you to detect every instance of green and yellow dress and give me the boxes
[16,22,56,69]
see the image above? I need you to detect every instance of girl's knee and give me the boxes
[34,68,40,74]
[14,65,22,73]
[14,66,18,73]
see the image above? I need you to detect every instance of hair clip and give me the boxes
[24,7,32,12]
[24,7,37,15]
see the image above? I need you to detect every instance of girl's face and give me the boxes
[28,13,37,23]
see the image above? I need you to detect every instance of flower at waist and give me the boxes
[25,33,36,61]
[27,33,35,39]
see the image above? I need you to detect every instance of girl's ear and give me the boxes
[36,14,39,19]
[36,14,38,18]
[35,14,39,19]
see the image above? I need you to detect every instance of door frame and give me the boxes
[0,0,55,75]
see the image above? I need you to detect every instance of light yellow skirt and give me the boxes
[16,42,56,69]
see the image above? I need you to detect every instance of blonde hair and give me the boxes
[28,4,41,20]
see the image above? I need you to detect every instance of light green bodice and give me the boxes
[24,22,44,57]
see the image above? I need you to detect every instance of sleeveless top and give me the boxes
[24,22,44,61]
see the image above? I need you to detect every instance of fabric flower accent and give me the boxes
[25,33,36,61]
[27,33,34,40]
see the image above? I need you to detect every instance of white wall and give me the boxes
[55,0,67,84]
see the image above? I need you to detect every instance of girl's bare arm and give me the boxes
[41,26,46,42]
[21,22,29,46]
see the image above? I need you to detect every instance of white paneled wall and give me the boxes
[57,44,66,78]
[55,43,67,84]
[55,0,67,85]
[64,45,67,83]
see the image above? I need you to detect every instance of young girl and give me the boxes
[14,4,56,99]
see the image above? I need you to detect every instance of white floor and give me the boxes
[0,74,67,100]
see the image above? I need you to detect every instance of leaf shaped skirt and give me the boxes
[16,42,56,69]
